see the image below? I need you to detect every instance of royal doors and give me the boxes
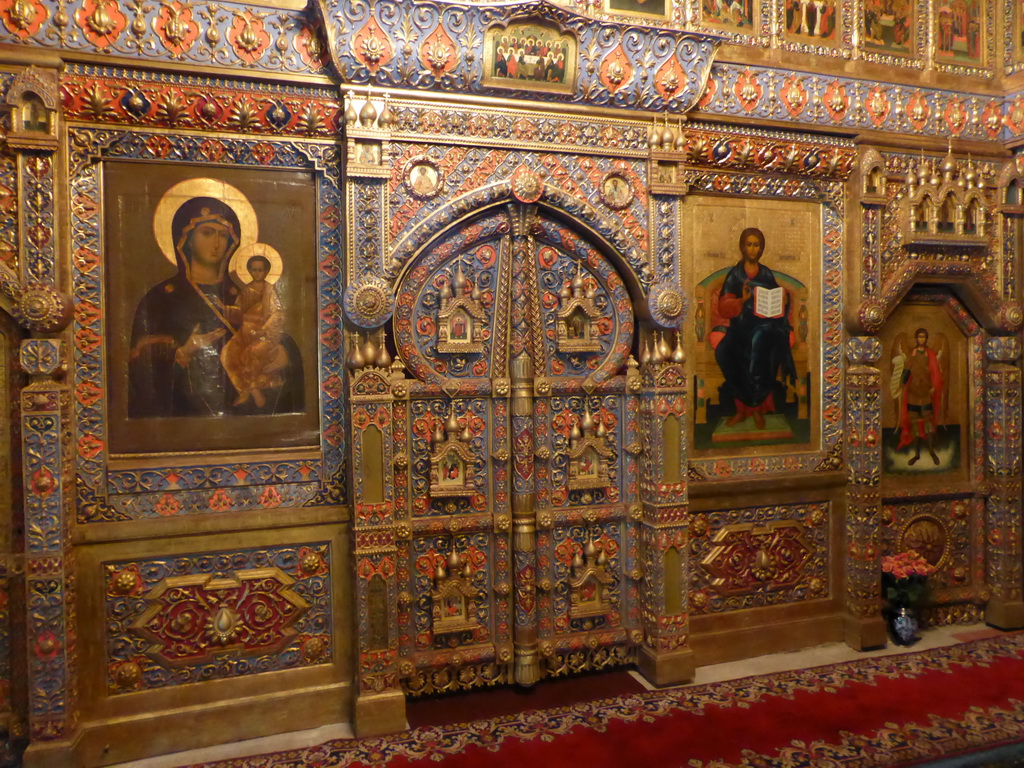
[353,202,641,697]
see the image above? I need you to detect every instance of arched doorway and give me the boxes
[389,201,640,693]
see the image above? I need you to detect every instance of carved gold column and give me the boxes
[509,205,540,686]
[19,340,75,761]
[6,61,81,764]
[844,337,887,649]
[983,337,1024,629]
[342,86,406,734]
[636,330,694,685]
[347,330,404,736]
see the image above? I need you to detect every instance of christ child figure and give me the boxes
[222,254,290,409]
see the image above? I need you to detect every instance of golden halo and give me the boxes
[153,178,258,264]
[229,242,283,285]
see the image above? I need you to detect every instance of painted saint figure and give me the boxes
[713,227,797,429]
[221,254,291,409]
[410,164,437,196]
[128,191,303,419]
[892,328,944,465]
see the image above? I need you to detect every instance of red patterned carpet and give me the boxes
[190,633,1024,768]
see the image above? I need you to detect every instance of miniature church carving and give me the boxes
[428,410,476,498]
[902,146,988,247]
[556,264,601,353]
[569,538,614,620]
[567,407,613,490]
[437,261,486,354]
[431,550,481,635]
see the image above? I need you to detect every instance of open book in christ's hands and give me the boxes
[753,286,784,319]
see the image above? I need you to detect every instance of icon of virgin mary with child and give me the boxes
[128,179,304,419]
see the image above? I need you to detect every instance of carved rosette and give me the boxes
[997,302,1024,334]
[12,285,73,333]
[511,167,543,204]
[648,282,687,329]
[854,299,885,335]
[344,277,394,329]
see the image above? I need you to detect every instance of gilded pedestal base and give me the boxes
[353,689,407,738]
[985,598,1024,630]
[844,614,888,651]
[691,613,845,665]
[636,646,695,687]
[23,683,349,768]
[22,738,78,768]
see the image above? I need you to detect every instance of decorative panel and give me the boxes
[689,502,830,614]
[409,532,495,652]
[0,1,1011,146]
[0,0,329,74]
[409,398,489,517]
[104,543,332,694]
[546,521,625,634]
[697,65,1000,142]
[867,156,1002,309]
[535,220,634,387]
[880,497,986,624]
[544,395,624,509]
[387,145,649,293]
[395,212,506,386]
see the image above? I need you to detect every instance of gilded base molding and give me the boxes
[636,646,695,687]
[353,689,407,739]
[984,599,1024,631]
[691,612,845,667]
[21,737,78,768]
[22,683,350,768]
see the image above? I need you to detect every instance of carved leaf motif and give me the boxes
[80,85,117,121]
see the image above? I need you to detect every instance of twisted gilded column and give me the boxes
[509,204,541,686]
[510,353,538,685]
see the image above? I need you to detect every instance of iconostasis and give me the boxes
[0,0,1022,765]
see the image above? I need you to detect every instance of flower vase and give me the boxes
[887,602,919,646]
